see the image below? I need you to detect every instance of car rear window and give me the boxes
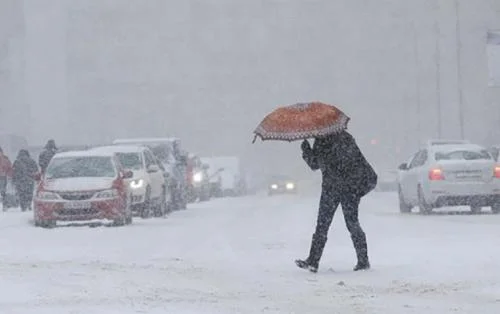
[435,150,492,161]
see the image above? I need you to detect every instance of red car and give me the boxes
[34,150,133,228]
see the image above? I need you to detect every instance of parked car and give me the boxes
[207,167,224,198]
[397,143,500,214]
[267,175,298,196]
[201,156,246,197]
[92,145,169,218]
[34,150,134,228]
[186,154,211,202]
[488,145,499,161]
[113,138,188,210]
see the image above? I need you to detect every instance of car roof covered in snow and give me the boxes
[430,143,487,153]
[425,139,471,147]
[53,150,116,159]
[92,145,146,154]
[113,138,179,145]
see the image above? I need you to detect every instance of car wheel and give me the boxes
[112,216,126,226]
[491,204,500,214]
[398,186,412,213]
[38,219,56,228]
[418,186,433,214]
[199,188,210,202]
[470,206,482,214]
[140,188,152,219]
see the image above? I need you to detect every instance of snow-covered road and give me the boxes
[1,192,499,313]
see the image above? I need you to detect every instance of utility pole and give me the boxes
[455,0,465,140]
[434,0,442,139]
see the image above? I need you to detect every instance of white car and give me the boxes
[92,145,169,218]
[397,143,500,214]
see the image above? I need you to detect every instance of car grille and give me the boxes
[58,191,95,201]
[57,208,99,216]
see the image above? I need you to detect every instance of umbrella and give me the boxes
[253,102,350,143]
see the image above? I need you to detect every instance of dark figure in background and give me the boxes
[0,147,14,208]
[296,130,378,273]
[13,150,39,211]
[39,139,57,174]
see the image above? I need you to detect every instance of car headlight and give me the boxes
[130,179,144,189]
[193,172,203,183]
[286,183,295,190]
[270,184,278,190]
[37,191,60,200]
[94,189,119,199]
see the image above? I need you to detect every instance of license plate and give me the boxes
[64,202,91,210]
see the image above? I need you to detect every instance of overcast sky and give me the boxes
[1,0,499,178]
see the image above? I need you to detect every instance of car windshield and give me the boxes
[435,150,491,161]
[149,144,173,163]
[116,152,143,170]
[46,156,116,179]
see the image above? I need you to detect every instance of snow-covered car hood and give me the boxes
[43,177,116,192]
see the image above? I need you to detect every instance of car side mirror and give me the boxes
[398,163,408,171]
[123,170,134,179]
[147,164,160,173]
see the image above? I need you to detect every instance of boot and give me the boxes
[295,233,327,273]
[352,233,370,271]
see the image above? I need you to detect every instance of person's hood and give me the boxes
[45,140,57,150]
[43,177,115,192]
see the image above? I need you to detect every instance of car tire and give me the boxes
[418,186,433,214]
[113,216,126,226]
[492,204,500,214]
[37,219,56,228]
[398,186,412,213]
[470,206,482,214]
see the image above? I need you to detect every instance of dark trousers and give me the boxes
[0,176,6,205]
[307,189,369,267]
[15,182,34,211]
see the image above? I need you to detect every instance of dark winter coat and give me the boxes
[38,149,57,174]
[302,131,377,197]
[13,151,39,193]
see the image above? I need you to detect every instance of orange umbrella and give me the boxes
[253,102,350,143]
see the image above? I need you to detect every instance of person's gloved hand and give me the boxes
[301,139,311,152]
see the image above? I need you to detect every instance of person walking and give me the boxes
[0,147,13,208]
[295,130,377,273]
[39,139,58,174]
[13,150,39,212]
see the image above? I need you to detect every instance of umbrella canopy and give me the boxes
[253,102,350,142]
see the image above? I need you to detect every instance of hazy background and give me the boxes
[1,0,500,180]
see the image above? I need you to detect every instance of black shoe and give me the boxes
[353,262,370,271]
[295,259,318,273]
